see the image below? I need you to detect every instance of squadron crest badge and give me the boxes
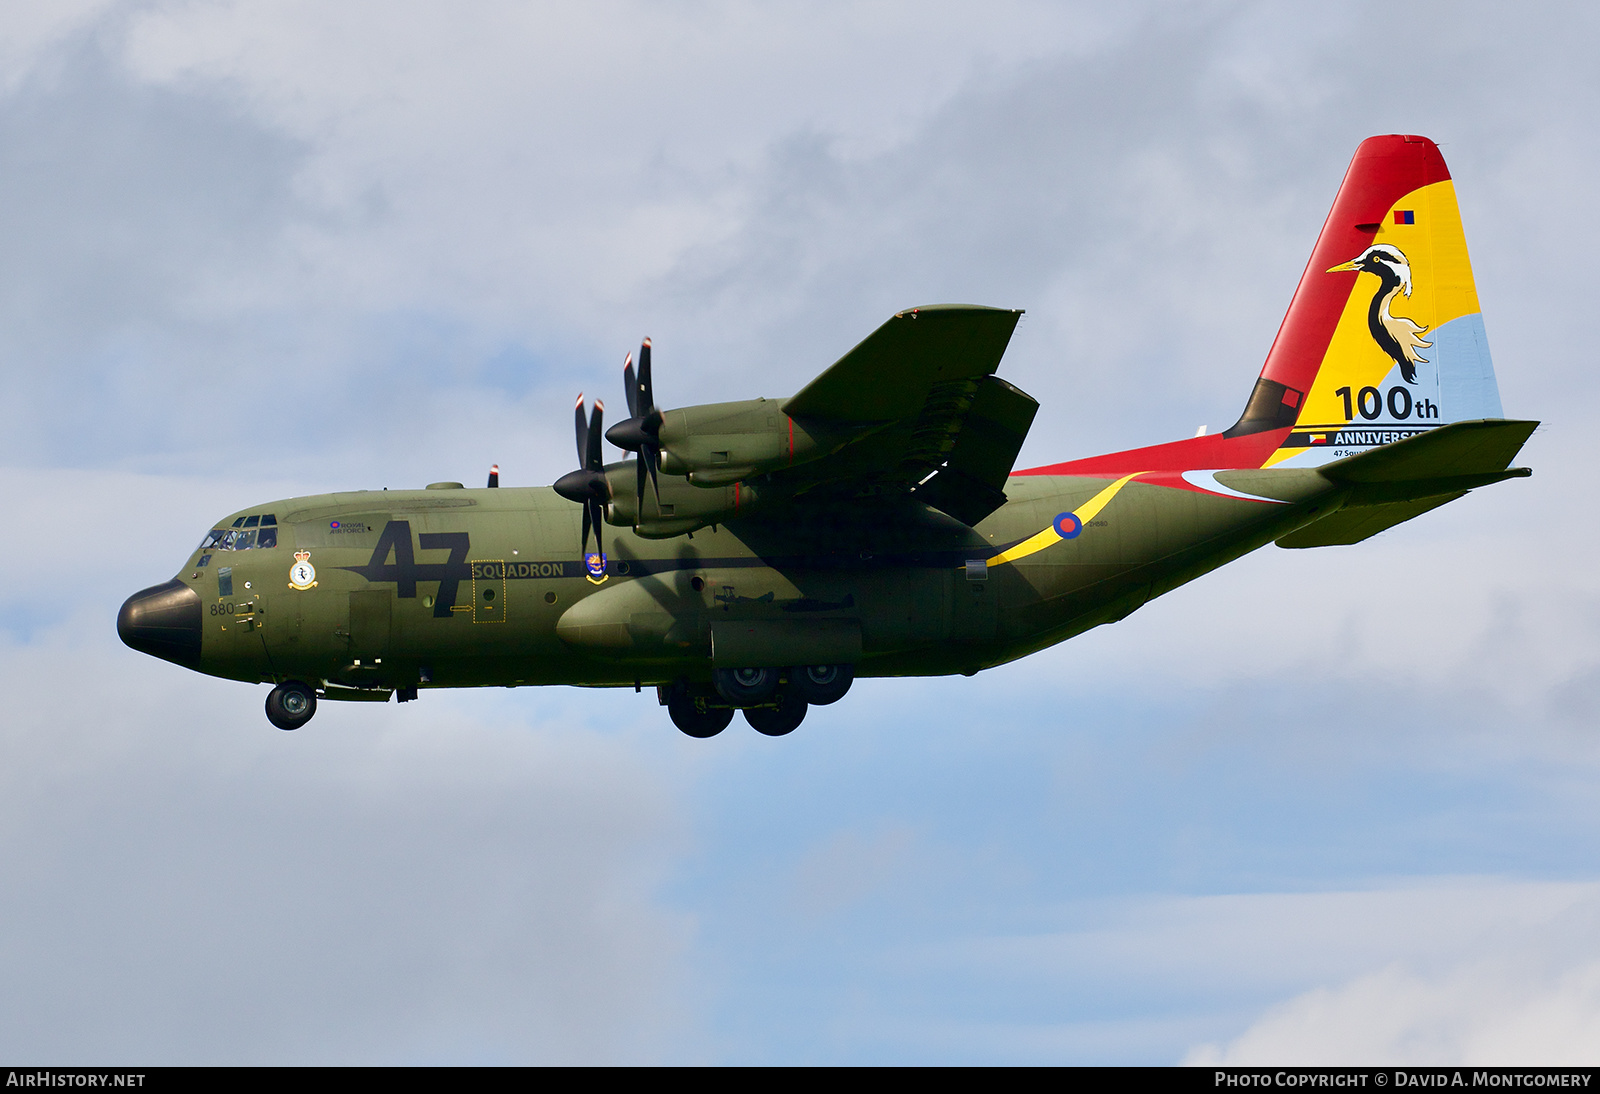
[584,552,608,585]
[288,550,318,591]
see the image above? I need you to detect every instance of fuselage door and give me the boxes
[348,589,393,661]
[946,563,998,641]
[471,560,506,623]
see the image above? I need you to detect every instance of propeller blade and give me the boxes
[638,338,653,416]
[587,497,606,561]
[573,393,588,465]
[487,464,499,488]
[622,353,637,419]
[605,338,666,524]
[561,396,611,559]
[586,401,605,470]
[645,442,661,504]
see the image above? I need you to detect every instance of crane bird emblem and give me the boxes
[1327,244,1432,383]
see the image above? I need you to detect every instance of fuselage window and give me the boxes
[243,515,260,528]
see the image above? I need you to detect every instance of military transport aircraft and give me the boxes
[119,135,1536,738]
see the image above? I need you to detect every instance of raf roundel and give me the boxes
[1053,512,1083,539]
[288,550,317,591]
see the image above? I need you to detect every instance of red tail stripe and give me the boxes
[1015,429,1285,477]
[1258,135,1449,398]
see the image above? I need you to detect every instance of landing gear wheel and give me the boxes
[714,666,780,706]
[790,663,854,706]
[745,692,807,736]
[668,684,734,738]
[265,681,317,731]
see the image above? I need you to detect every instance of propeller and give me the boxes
[605,338,663,514]
[552,395,607,558]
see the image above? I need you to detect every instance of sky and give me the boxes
[1,0,1598,1065]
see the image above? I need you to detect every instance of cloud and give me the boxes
[1188,961,1600,1066]
[858,879,1600,1065]
[4,0,1600,1065]
[1183,884,1600,1065]
[0,466,702,1063]
[0,627,702,1063]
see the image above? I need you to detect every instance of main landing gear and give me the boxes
[666,684,736,738]
[265,681,317,730]
[664,665,854,739]
[744,691,808,736]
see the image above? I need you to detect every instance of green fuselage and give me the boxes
[176,467,1334,694]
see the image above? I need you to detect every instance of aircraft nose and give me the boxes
[117,579,203,669]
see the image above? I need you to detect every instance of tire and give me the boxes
[265,681,317,731]
[745,692,807,736]
[789,663,854,706]
[668,684,734,738]
[713,666,779,706]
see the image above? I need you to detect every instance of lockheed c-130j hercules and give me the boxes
[119,135,1536,737]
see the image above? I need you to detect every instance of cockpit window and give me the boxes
[199,516,281,552]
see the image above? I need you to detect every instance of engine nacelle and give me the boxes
[604,465,765,538]
[653,398,853,485]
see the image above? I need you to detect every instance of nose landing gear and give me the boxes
[265,681,317,730]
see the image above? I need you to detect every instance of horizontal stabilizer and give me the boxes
[1276,494,1463,548]
[1277,418,1536,548]
[784,305,1022,423]
[1317,418,1538,483]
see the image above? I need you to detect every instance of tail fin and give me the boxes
[1018,135,1515,480]
[1232,134,1505,467]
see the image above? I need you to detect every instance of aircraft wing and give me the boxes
[776,305,1037,526]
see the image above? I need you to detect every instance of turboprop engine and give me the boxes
[603,463,767,538]
[650,399,852,485]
